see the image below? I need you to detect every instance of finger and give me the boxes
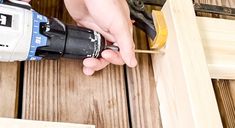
[119,0,131,18]
[83,58,109,71]
[83,67,95,76]
[21,0,31,2]
[109,14,136,67]
[101,50,124,65]
[128,20,134,38]
[110,23,137,67]
[76,22,82,27]
[79,17,115,42]
[84,0,137,67]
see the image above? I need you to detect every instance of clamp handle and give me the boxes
[149,10,168,49]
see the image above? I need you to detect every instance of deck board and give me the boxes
[126,28,162,128]
[22,0,162,127]
[22,1,129,127]
[213,80,235,128]
[22,60,129,128]
[0,62,20,117]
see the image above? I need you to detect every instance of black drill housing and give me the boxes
[36,18,105,60]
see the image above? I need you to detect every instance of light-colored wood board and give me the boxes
[196,1,235,127]
[213,80,235,128]
[0,118,95,128]
[196,17,235,79]
[126,27,162,128]
[23,1,130,128]
[151,0,222,127]
[193,0,235,79]
[0,62,20,117]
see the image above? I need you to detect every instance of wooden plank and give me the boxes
[151,0,222,127]
[197,17,235,79]
[213,80,235,128]
[196,0,235,128]
[229,80,235,107]
[0,62,20,117]
[0,118,95,128]
[126,27,162,128]
[0,0,22,118]
[191,0,235,79]
[22,1,130,128]
[22,60,129,128]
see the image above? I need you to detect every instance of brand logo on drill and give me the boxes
[0,13,12,27]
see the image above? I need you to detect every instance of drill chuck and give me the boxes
[64,25,105,59]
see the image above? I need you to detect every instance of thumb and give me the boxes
[111,22,137,67]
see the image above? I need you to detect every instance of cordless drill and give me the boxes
[0,0,118,62]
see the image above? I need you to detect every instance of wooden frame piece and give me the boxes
[151,0,223,127]
[197,17,235,79]
[0,118,95,128]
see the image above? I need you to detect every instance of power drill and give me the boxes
[0,0,118,62]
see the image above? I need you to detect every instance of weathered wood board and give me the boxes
[196,0,235,6]
[213,80,235,128]
[0,62,20,118]
[22,1,130,128]
[126,28,162,128]
[229,81,235,107]
[22,60,129,128]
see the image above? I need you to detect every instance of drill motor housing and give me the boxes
[0,0,106,62]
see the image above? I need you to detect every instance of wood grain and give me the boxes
[196,17,235,79]
[0,118,95,128]
[151,0,222,127]
[125,27,162,128]
[196,0,235,127]
[229,81,235,107]
[0,62,20,117]
[23,60,129,128]
[213,80,235,128]
[22,1,129,128]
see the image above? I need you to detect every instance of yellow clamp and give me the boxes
[149,10,168,50]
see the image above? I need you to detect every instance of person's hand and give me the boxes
[22,0,31,2]
[23,0,137,75]
[64,0,137,75]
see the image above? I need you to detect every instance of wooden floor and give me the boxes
[0,0,161,128]
[1,0,235,128]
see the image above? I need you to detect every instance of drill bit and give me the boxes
[134,49,160,54]
[105,45,159,54]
